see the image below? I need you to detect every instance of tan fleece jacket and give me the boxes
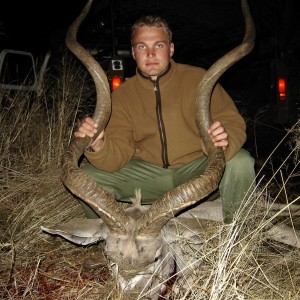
[85,59,246,172]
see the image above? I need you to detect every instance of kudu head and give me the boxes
[42,0,255,296]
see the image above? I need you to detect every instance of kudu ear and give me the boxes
[41,218,107,246]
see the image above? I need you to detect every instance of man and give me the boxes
[75,15,255,224]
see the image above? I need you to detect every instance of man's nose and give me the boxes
[147,47,156,57]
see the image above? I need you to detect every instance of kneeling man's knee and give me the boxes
[226,149,255,178]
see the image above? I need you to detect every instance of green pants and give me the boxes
[80,149,255,223]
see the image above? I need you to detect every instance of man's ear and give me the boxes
[131,47,136,60]
[170,43,175,57]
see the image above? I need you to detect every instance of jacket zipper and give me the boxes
[153,80,170,168]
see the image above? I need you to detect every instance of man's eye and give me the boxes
[156,44,163,48]
[138,45,146,50]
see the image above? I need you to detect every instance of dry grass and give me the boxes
[0,54,300,299]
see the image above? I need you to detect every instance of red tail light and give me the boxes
[111,76,122,91]
[278,78,286,101]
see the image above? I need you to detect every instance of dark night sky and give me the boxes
[0,0,85,52]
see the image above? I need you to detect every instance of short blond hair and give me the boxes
[131,16,173,45]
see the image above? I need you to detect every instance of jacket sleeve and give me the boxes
[210,83,247,161]
[84,90,136,172]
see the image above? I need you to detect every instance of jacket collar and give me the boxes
[136,59,175,89]
[137,61,171,81]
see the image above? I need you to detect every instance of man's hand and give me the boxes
[74,117,105,152]
[208,121,228,151]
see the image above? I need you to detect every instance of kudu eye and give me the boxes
[153,247,163,262]
[154,255,160,262]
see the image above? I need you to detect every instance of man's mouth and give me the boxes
[146,62,158,67]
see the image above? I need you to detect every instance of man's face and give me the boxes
[131,26,174,80]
